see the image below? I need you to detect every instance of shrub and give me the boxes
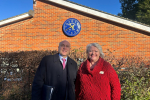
[105,55,150,100]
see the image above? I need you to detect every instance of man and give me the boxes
[32,40,78,100]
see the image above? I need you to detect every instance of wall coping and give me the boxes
[47,0,150,33]
[0,10,34,27]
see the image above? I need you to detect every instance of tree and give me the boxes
[136,0,150,25]
[118,0,150,25]
[119,0,139,20]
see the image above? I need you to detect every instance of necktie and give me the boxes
[62,58,66,70]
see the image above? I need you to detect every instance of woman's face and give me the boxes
[88,46,100,62]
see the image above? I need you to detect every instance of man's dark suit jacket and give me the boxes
[32,53,78,100]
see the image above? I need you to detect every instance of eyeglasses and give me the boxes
[60,44,70,48]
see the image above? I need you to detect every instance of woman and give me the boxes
[75,43,121,100]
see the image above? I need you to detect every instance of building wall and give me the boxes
[0,0,150,60]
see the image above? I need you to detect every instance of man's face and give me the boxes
[58,41,70,58]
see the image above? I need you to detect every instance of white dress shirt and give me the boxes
[59,54,67,65]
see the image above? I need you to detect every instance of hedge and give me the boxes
[0,49,149,100]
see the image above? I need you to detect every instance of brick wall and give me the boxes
[0,0,150,60]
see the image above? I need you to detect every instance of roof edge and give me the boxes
[47,0,150,33]
[0,10,34,27]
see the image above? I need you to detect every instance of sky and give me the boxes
[0,0,122,21]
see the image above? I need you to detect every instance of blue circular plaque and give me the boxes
[63,18,81,37]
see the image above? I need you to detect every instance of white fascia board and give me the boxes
[47,0,150,33]
[0,13,31,26]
